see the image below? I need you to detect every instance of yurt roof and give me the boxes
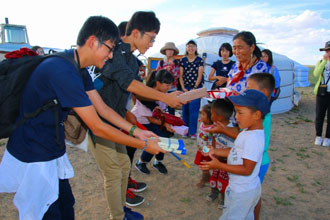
[197,27,239,37]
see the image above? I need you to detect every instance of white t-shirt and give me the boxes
[131,99,166,125]
[227,129,264,192]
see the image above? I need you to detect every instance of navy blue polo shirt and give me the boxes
[7,49,94,162]
[211,60,235,78]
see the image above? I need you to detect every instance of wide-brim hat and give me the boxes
[160,42,179,55]
[320,41,330,51]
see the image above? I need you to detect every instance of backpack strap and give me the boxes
[21,52,79,150]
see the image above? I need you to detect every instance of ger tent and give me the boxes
[150,27,300,114]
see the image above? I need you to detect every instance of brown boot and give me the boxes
[196,170,211,188]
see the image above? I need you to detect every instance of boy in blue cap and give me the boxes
[200,89,270,220]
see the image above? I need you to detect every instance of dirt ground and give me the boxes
[1,87,330,220]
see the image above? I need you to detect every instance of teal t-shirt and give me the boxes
[262,113,271,165]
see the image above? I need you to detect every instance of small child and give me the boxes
[200,89,270,220]
[194,103,213,188]
[246,73,275,220]
[133,70,175,175]
[207,99,235,209]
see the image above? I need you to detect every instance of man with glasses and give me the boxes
[89,11,185,220]
[0,16,166,220]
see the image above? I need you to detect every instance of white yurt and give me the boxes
[151,27,301,114]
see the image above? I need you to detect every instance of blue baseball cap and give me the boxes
[186,39,197,46]
[227,89,270,116]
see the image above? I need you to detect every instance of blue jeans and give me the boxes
[140,123,167,162]
[258,163,269,184]
[182,87,201,135]
[42,179,75,220]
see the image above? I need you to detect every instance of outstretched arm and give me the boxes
[73,105,165,154]
[128,80,185,108]
[86,89,156,140]
[207,121,239,139]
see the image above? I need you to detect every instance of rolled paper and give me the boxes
[178,88,208,102]
[152,137,187,155]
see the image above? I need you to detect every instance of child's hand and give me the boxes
[165,123,175,133]
[207,121,226,134]
[154,106,164,113]
[199,154,222,170]
[201,145,214,157]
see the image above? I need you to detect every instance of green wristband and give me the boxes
[129,125,137,136]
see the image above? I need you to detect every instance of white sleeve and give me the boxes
[242,132,264,162]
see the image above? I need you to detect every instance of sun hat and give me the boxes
[319,41,330,51]
[186,39,197,46]
[160,42,179,55]
[227,89,270,116]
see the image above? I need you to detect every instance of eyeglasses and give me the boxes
[187,45,196,48]
[101,41,115,53]
[143,32,156,43]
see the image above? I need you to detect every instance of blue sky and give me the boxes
[1,0,329,65]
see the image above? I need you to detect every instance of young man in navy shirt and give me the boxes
[0,16,165,220]
[90,11,185,220]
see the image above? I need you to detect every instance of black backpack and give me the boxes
[0,52,78,144]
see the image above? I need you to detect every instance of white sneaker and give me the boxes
[322,138,330,147]
[314,136,323,146]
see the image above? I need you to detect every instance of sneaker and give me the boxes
[206,188,219,202]
[126,189,145,207]
[322,138,330,147]
[123,206,144,220]
[315,136,323,146]
[191,134,197,139]
[135,160,150,175]
[218,193,225,209]
[152,160,168,174]
[127,177,147,193]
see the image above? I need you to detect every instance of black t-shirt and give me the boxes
[211,60,235,78]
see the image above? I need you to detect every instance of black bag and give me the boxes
[317,85,328,96]
[0,51,78,142]
[317,73,330,97]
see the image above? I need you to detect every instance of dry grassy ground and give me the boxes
[1,87,329,220]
